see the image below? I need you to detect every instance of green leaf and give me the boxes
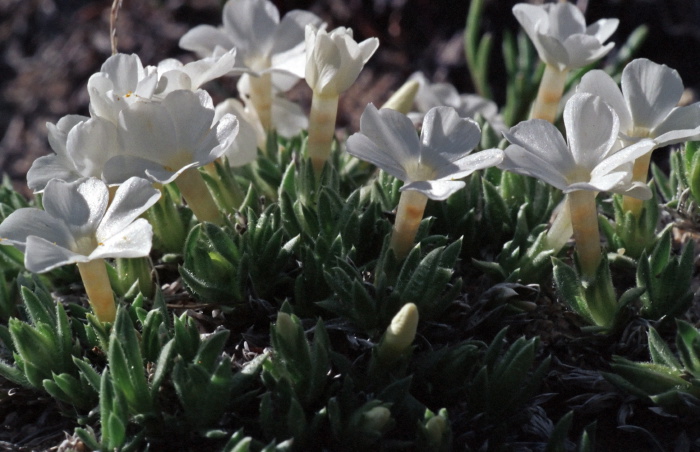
[647,327,681,370]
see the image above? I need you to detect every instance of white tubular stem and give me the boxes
[390,190,429,260]
[175,167,224,225]
[307,91,339,173]
[622,152,653,217]
[249,72,273,133]
[567,190,601,280]
[530,64,569,123]
[77,259,117,323]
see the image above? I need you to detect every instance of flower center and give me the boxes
[565,165,591,184]
[404,159,437,182]
[74,234,99,256]
[631,126,651,139]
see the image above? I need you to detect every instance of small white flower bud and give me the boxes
[377,303,419,364]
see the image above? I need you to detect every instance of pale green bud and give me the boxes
[377,303,419,364]
[381,80,420,115]
[425,413,448,445]
[361,406,392,433]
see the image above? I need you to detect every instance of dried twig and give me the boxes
[110,0,124,55]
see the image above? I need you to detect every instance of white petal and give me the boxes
[66,117,121,179]
[27,155,81,193]
[181,48,238,90]
[345,133,408,181]
[499,144,569,191]
[590,139,655,180]
[96,177,160,242]
[359,103,421,163]
[24,236,88,273]
[118,99,177,163]
[564,93,619,169]
[222,0,279,60]
[578,70,632,132]
[269,43,307,79]
[503,118,574,172]
[358,37,380,64]
[100,54,143,95]
[563,35,614,69]
[103,155,181,185]
[43,178,108,236]
[157,70,194,95]
[548,3,586,41]
[400,180,465,201]
[439,148,504,180]
[533,32,570,69]
[272,97,308,137]
[211,113,240,161]
[271,10,323,56]
[47,115,88,156]
[622,58,684,130]
[0,208,74,252]
[419,107,481,170]
[619,181,653,200]
[512,4,549,43]
[179,25,234,58]
[651,104,700,146]
[566,171,628,193]
[410,72,456,112]
[223,119,259,167]
[90,218,153,260]
[586,18,619,43]
[163,90,219,160]
[307,29,342,93]
[330,35,378,94]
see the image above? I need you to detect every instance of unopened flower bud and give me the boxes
[360,406,392,433]
[425,413,448,445]
[275,312,298,347]
[381,80,419,115]
[377,303,419,364]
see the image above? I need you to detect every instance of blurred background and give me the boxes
[1,0,699,196]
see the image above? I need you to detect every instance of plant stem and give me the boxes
[175,167,223,225]
[248,72,272,133]
[567,190,601,280]
[530,64,568,123]
[77,259,116,323]
[622,152,653,217]
[390,190,428,260]
[307,91,339,173]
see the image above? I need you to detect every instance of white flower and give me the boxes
[179,0,322,81]
[27,116,123,192]
[407,71,506,133]
[0,177,160,273]
[305,25,379,96]
[578,58,700,146]
[155,48,239,97]
[499,92,655,197]
[88,53,159,124]
[236,74,308,137]
[213,98,261,167]
[512,2,618,71]
[346,104,503,200]
[103,90,239,185]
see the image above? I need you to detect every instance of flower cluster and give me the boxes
[2,2,700,448]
